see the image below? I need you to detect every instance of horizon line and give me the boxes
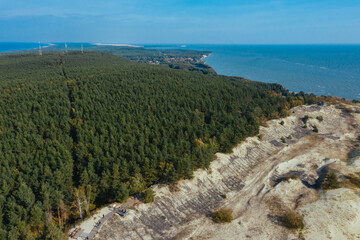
[1,42,360,45]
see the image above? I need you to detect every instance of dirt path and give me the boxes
[93,104,360,240]
[69,198,137,239]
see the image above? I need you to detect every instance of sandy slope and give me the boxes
[91,104,360,240]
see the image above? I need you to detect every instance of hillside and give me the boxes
[94,103,360,240]
[0,51,314,239]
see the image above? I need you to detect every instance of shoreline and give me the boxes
[201,52,212,64]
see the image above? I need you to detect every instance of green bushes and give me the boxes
[316,116,323,122]
[313,125,319,133]
[322,172,340,190]
[212,209,233,223]
[282,211,304,230]
[142,188,155,203]
[302,115,309,124]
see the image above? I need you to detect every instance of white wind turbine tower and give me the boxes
[38,42,42,56]
[81,44,84,54]
[65,42,68,53]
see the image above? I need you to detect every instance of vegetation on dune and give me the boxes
[302,115,309,124]
[282,211,304,230]
[322,172,341,190]
[312,125,319,133]
[0,51,317,238]
[142,188,155,203]
[212,209,233,223]
[316,116,323,122]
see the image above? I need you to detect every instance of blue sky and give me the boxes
[0,0,360,44]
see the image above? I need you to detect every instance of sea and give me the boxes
[0,42,51,53]
[1,42,360,100]
[144,44,360,100]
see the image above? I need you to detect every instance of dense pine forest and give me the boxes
[0,51,316,239]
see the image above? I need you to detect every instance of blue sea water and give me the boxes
[145,44,360,100]
[0,42,50,53]
[2,43,360,100]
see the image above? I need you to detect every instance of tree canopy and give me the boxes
[0,51,316,238]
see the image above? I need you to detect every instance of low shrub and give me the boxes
[282,211,304,230]
[316,116,323,122]
[281,137,286,143]
[212,208,233,223]
[302,115,309,124]
[322,172,340,190]
[280,120,284,125]
[313,125,319,133]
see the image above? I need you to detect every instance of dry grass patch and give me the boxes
[169,183,180,192]
[343,173,360,189]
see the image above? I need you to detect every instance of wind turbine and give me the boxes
[38,42,42,56]
[81,44,84,54]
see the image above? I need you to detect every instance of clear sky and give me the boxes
[1,0,360,44]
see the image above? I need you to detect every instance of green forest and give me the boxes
[0,51,316,239]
